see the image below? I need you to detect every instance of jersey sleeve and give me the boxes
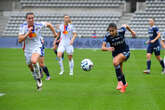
[18,24,25,35]
[120,27,126,33]
[39,22,47,29]
[154,27,159,34]
[103,33,108,43]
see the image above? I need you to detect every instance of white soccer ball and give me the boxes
[81,59,94,71]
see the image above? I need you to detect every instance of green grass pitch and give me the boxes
[0,48,165,110]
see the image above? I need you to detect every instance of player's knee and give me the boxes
[57,52,62,58]
[39,62,44,67]
[31,59,37,64]
[113,60,119,66]
[146,54,151,60]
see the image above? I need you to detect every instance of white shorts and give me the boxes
[57,43,74,55]
[24,47,41,65]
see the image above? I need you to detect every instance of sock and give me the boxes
[115,65,122,81]
[147,60,151,70]
[160,59,165,69]
[121,74,126,85]
[69,59,74,73]
[62,53,64,59]
[32,63,40,80]
[54,50,57,56]
[58,58,64,72]
[42,66,50,77]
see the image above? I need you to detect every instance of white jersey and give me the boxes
[19,22,47,53]
[59,23,76,45]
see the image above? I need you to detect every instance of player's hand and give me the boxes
[108,47,115,52]
[145,40,150,44]
[150,40,155,43]
[131,31,136,38]
[70,40,74,45]
[28,26,33,34]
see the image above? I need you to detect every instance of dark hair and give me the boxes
[107,23,117,31]
[25,12,34,19]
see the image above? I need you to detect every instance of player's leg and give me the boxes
[113,52,130,93]
[144,46,152,74]
[57,44,65,75]
[25,53,36,78]
[31,52,42,90]
[53,41,58,57]
[66,45,74,76]
[154,46,165,74]
[39,56,51,80]
[116,62,123,90]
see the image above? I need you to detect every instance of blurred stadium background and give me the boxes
[0,0,164,37]
[0,0,164,49]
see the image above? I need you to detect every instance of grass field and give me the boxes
[0,48,165,110]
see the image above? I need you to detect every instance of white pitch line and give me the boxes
[0,93,6,96]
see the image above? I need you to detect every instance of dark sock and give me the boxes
[42,66,50,77]
[54,50,57,56]
[160,60,165,69]
[115,65,122,81]
[147,60,151,70]
[62,53,64,59]
[121,74,126,85]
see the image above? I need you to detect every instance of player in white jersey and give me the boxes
[57,15,77,76]
[18,12,57,90]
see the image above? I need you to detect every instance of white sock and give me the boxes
[32,63,40,79]
[58,58,64,72]
[69,59,74,73]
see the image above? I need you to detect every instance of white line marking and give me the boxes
[0,93,6,96]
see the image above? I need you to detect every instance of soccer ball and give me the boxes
[81,59,94,71]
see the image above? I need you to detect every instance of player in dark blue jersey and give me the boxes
[102,23,136,93]
[144,18,165,74]
[39,38,51,80]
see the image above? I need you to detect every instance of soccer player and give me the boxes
[143,18,165,74]
[39,37,51,80]
[53,24,64,60]
[18,12,57,90]
[102,23,136,93]
[57,15,77,76]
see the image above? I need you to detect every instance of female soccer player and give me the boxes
[143,18,165,74]
[102,23,136,93]
[39,37,51,80]
[57,15,77,76]
[18,12,57,90]
[53,24,64,60]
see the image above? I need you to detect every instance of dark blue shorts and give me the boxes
[113,51,130,61]
[147,44,160,56]
[40,45,45,57]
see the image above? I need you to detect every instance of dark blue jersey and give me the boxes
[103,27,129,57]
[148,26,160,46]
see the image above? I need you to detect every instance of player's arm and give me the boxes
[101,42,114,52]
[54,32,61,43]
[70,32,77,45]
[123,24,136,38]
[45,22,57,38]
[160,40,165,48]
[18,27,32,43]
[150,32,161,43]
